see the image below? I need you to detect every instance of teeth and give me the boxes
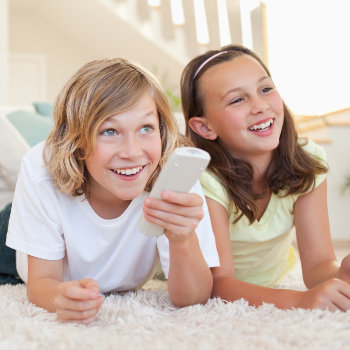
[114,166,143,175]
[249,119,273,131]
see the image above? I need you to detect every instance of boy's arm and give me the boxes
[27,255,104,324]
[143,191,213,307]
[167,232,213,307]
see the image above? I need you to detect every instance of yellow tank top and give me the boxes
[200,139,327,287]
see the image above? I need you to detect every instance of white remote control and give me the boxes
[138,147,211,236]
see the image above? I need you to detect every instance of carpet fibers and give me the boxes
[1,264,350,350]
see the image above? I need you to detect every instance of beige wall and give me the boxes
[9,0,184,103]
[9,9,91,101]
[323,124,350,240]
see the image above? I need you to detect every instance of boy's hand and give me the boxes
[54,278,104,324]
[142,191,204,241]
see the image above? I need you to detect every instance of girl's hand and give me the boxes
[297,278,350,311]
[54,278,104,324]
[142,190,204,242]
[338,253,350,283]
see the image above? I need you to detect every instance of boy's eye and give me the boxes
[101,129,116,136]
[140,125,153,134]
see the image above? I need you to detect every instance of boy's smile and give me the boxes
[85,91,162,218]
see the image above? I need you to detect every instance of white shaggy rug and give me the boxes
[1,263,350,350]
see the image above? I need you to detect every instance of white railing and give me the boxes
[99,0,245,65]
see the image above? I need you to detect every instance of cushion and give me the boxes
[6,110,53,147]
[0,113,30,210]
[0,202,24,285]
[32,101,53,117]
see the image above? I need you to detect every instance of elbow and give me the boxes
[169,279,213,308]
[170,291,211,308]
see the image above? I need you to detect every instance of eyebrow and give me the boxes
[221,76,271,101]
[105,109,157,122]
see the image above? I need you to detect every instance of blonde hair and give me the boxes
[44,58,183,196]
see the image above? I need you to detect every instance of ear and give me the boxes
[188,117,217,140]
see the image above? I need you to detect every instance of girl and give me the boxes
[180,44,350,311]
[6,58,219,324]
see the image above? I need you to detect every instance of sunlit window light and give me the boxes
[147,0,161,8]
[266,0,350,115]
[170,0,185,26]
[194,0,209,45]
[217,0,231,46]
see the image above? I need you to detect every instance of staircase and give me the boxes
[98,0,244,66]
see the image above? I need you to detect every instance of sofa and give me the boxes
[0,103,53,210]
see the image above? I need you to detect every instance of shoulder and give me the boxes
[200,170,230,211]
[299,138,327,163]
[200,170,224,194]
[298,138,327,190]
[21,141,50,183]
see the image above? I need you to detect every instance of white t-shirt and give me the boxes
[6,143,219,294]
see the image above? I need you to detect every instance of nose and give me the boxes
[250,95,269,115]
[117,133,143,159]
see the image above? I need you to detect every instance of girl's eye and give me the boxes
[140,125,154,134]
[101,129,117,136]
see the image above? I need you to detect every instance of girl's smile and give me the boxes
[247,118,275,136]
[248,118,274,132]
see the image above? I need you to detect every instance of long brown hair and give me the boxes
[44,58,183,197]
[180,44,327,223]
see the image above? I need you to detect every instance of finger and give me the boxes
[341,254,350,267]
[79,315,99,325]
[61,315,98,325]
[60,284,99,300]
[333,297,350,312]
[337,279,350,297]
[144,203,203,223]
[57,306,100,323]
[146,213,197,231]
[79,278,100,292]
[144,197,204,220]
[324,302,341,312]
[326,286,350,312]
[55,295,104,312]
[144,206,201,232]
[335,283,350,310]
[160,191,203,207]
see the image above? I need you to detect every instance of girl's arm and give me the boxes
[294,179,349,286]
[142,191,213,307]
[207,197,350,311]
[27,255,104,324]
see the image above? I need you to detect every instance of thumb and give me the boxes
[79,278,100,292]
